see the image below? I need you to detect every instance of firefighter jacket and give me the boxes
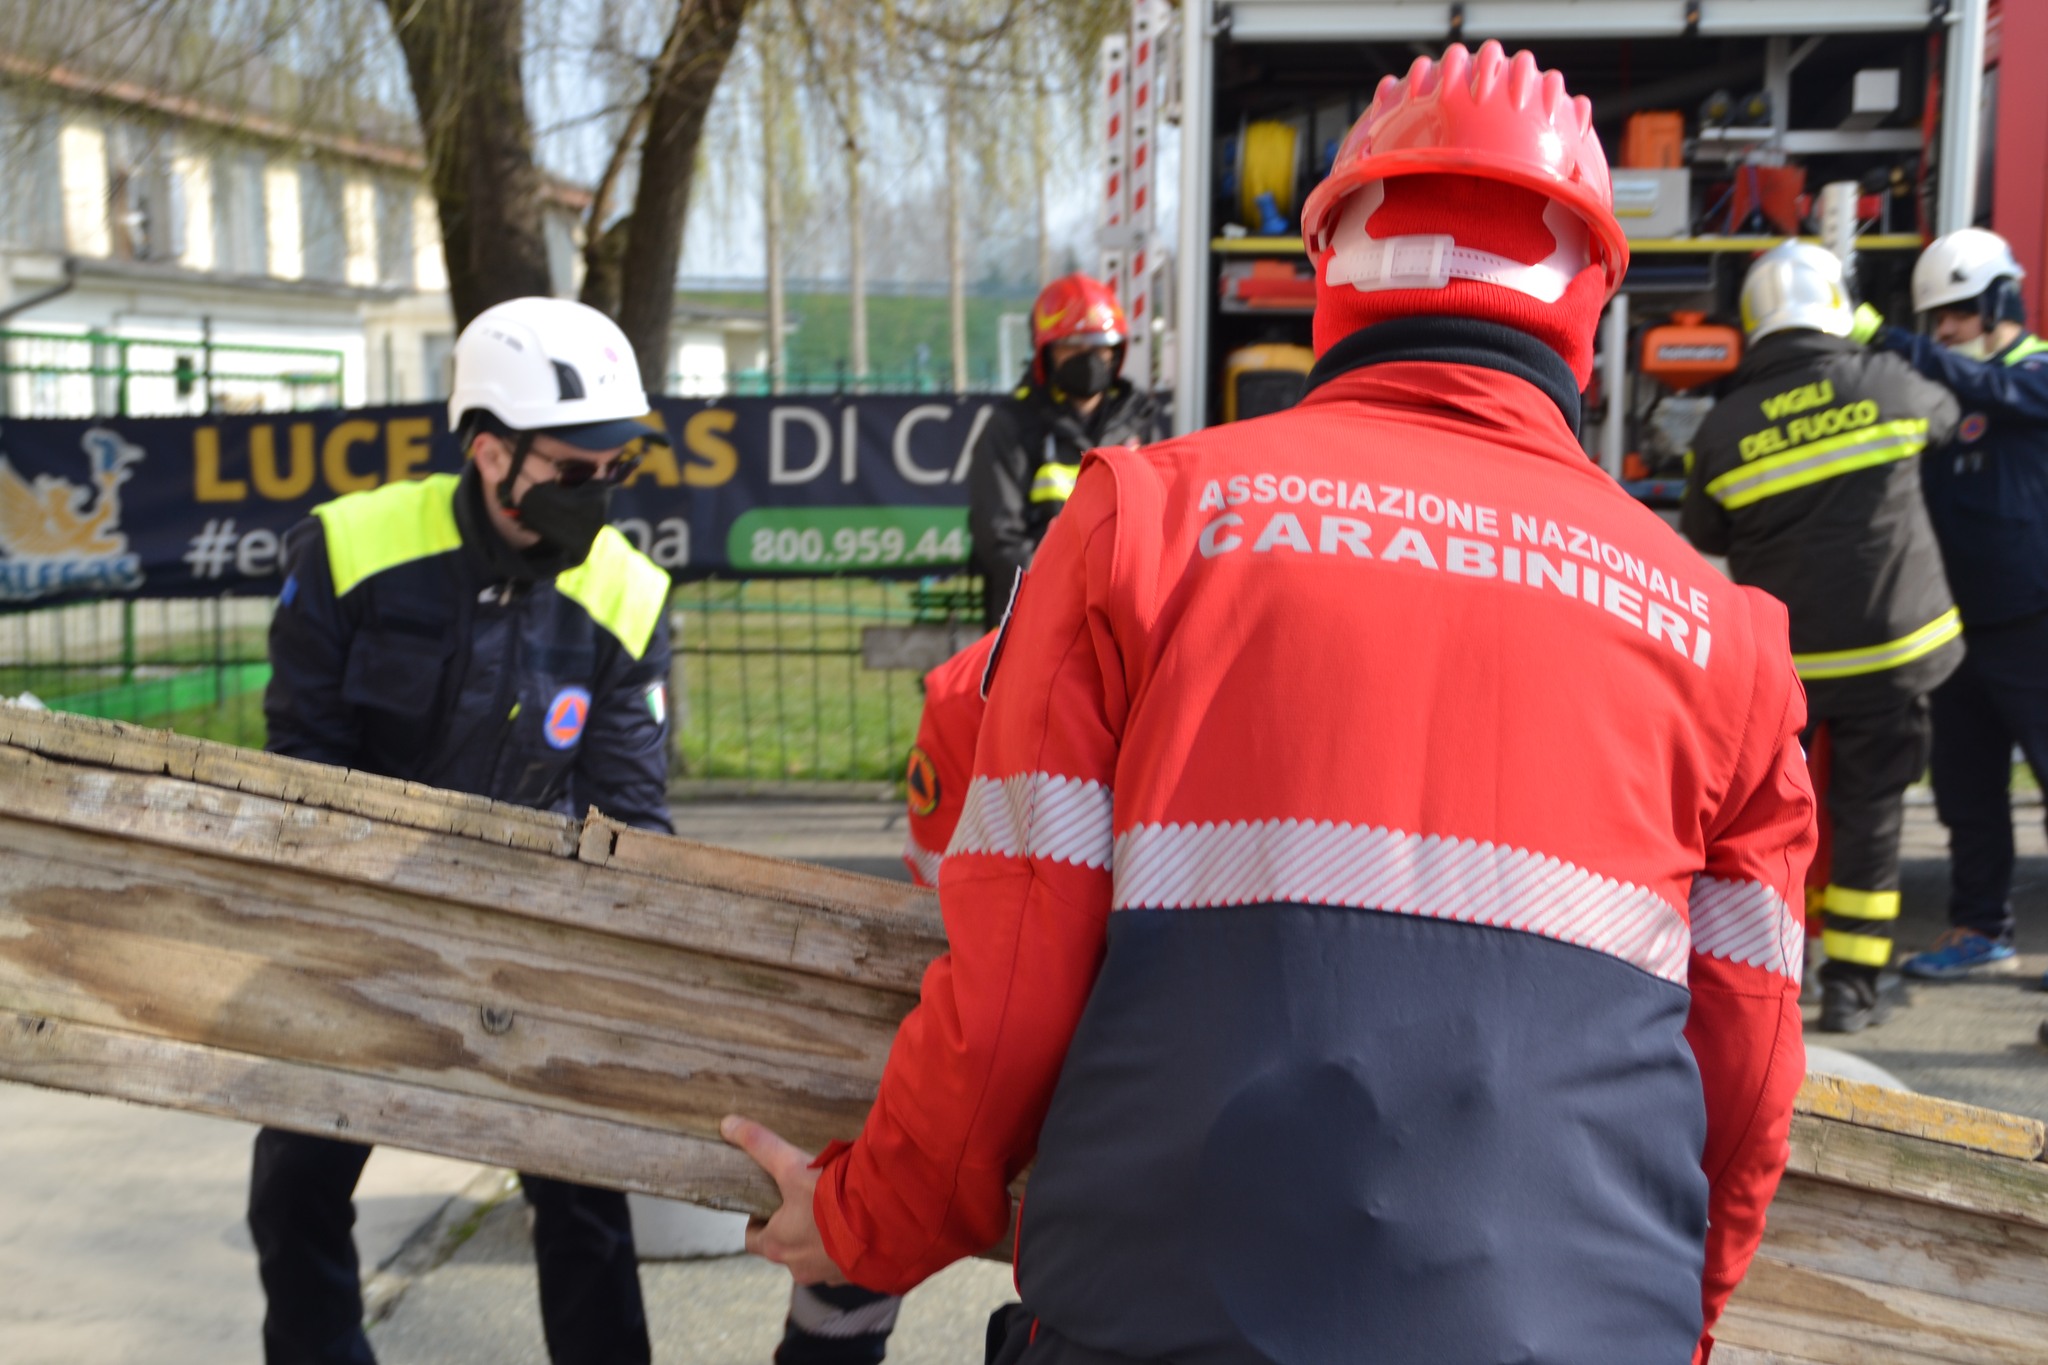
[265,465,675,833]
[1873,327,2048,628]
[968,374,1161,623]
[813,318,1816,1365]
[901,631,996,887]
[1681,330,1962,714]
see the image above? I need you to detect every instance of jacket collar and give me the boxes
[454,461,578,585]
[1020,374,1140,443]
[1297,320,1592,471]
[1303,317,1583,437]
[1731,329,1855,387]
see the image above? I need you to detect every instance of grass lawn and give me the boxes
[678,289,1034,392]
[672,577,971,782]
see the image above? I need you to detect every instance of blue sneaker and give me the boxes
[1900,929,2018,980]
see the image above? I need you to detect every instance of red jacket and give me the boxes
[901,632,996,888]
[820,336,1813,1365]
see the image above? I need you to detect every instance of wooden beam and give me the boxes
[9,703,2048,1360]
[1784,1114,2048,1232]
[0,1009,781,1213]
[1794,1073,2047,1161]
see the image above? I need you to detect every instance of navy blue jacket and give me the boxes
[1877,327,2048,628]
[265,467,675,832]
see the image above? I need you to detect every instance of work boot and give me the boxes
[1819,975,1890,1034]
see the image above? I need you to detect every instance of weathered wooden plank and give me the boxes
[1756,1174,2048,1318]
[1712,1346,1827,1365]
[1785,1114,2048,1232]
[0,1009,782,1214]
[0,709,577,854]
[0,817,910,1154]
[593,818,943,929]
[1794,1074,2046,1161]
[0,749,944,995]
[1716,1250,2048,1364]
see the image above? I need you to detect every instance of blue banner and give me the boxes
[0,395,999,606]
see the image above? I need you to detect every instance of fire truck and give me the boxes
[1094,0,2036,491]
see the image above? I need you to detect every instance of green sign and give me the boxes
[728,507,972,572]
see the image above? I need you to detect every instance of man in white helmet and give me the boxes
[1855,230,2048,984]
[249,297,674,1365]
[1683,241,1961,1031]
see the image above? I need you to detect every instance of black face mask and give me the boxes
[501,475,615,566]
[1053,349,1117,399]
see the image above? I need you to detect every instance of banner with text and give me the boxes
[0,396,998,606]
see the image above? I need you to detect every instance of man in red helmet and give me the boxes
[727,41,1813,1365]
[968,274,1162,624]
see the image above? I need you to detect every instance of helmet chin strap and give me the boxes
[494,430,538,516]
[1322,182,1591,304]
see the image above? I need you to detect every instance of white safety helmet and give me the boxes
[1740,240,1854,341]
[1911,228,2026,315]
[448,297,657,450]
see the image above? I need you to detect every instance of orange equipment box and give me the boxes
[1622,112,1685,169]
[1640,313,1741,393]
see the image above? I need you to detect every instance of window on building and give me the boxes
[299,160,347,283]
[213,148,268,276]
[0,93,64,251]
[376,178,415,289]
[543,208,579,296]
[421,331,454,401]
[107,122,181,262]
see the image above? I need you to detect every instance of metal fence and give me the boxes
[726,365,1010,396]
[0,577,986,783]
[0,328,347,418]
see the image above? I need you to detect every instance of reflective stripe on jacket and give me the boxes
[1682,331,1962,711]
[266,467,674,832]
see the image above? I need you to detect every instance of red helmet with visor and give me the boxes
[1030,274,1128,382]
[1301,41,1629,303]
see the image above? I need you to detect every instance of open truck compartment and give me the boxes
[1168,1,1994,501]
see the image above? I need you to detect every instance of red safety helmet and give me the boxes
[1031,274,1128,382]
[1301,41,1629,303]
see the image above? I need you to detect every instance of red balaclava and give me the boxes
[1311,173,1609,388]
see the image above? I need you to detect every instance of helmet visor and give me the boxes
[545,415,668,452]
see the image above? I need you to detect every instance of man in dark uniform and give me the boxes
[1684,240,1960,1032]
[249,296,675,1365]
[968,273,1162,625]
[1859,230,2048,986]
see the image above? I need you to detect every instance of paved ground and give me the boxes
[3,795,2043,1363]
[1800,792,2048,1122]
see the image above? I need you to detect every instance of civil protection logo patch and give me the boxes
[1959,413,1989,444]
[906,746,941,817]
[544,686,592,749]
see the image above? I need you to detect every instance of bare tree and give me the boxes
[380,0,555,322]
[382,0,752,386]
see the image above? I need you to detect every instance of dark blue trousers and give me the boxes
[1930,613,2048,943]
[248,1128,649,1365]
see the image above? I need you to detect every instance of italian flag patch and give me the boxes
[644,682,668,727]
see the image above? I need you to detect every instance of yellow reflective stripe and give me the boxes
[1822,927,1893,967]
[2003,334,2048,366]
[1793,608,1962,680]
[1823,886,1902,922]
[555,526,670,661]
[313,473,463,597]
[1705,419,1929,509]
[1030,463,1081,503]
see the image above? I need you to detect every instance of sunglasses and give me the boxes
[525,448,641,488]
